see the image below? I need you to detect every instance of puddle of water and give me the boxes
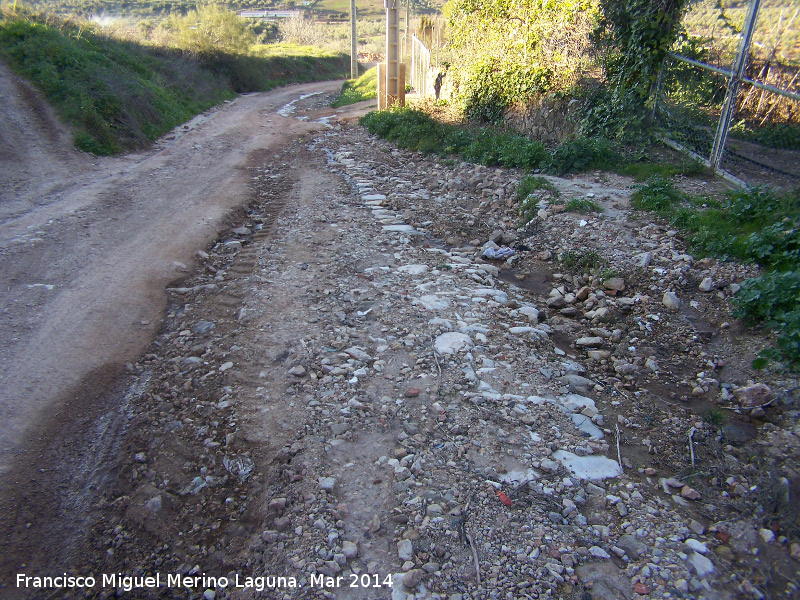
[499,264,553,296]
[277,91,324,117]
[679,305,716,341]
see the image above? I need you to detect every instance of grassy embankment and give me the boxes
[331,66,377,107]
[0,7,349,154]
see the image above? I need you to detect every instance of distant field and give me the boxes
[310,0,386,18]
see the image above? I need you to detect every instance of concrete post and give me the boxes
[385,0,400,108]
[350,0,358,80]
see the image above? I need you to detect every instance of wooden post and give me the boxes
[377,63,387,109]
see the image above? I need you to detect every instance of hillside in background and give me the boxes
[0,6,349,154]
[24,0,442,20]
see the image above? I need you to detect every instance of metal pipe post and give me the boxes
[709,0,762,171]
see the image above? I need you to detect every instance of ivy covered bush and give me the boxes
[446,0,597,123]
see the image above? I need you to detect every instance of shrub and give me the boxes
[630,175,684,214]
[545,136,619,176]
[459,58,552,123]
[735,270,800,370]
[168,4,255,55]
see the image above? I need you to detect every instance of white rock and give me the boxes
[383,224,421,234]
[434,332,473,355]
[589,546,611,559]
[663,291,681,310]
[552,450,622,480]
[344,347,372,362]
[687,551,714,576]
[318,477,337,491]
[518,306,540,322]
[759,528,775,543]
[342,540,359,558]
[571,414,604,438]
[416,295,451,311]
[471,288,508,303]
[575,337,604,348]
[699,277,713,292]
[288,365,306,377]
[398,539,414,561]
[560,394,597,412]
[685,539,708,554]
[397,264,429,275]
[635,252,653,267]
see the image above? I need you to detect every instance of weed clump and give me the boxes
[516,176,559,223]
[565,198,602,214]
[631,175,685,214]
[517,175,559,200]
[544,137,620,176]
[558,249,605,272]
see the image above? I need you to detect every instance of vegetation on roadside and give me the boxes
[360,108,549,169]
[0,6,348,154]
[331,66,377,107]
[446,0,596,123]
[631,177,800,370]
[360,107,707,179]
[517,175,559,223]
[516,175,558,199]
[565,198,602,214]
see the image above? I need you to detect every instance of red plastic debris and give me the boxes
[496,491,512,506]
[633,582,650,594]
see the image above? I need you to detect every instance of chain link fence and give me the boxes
[653,0,800,188]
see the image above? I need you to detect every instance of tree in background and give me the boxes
[169,3,254,55]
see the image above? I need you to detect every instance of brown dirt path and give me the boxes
[0,74,348,473]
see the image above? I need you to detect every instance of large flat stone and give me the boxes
[552,450,621,480]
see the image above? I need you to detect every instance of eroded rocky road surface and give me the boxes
[1,73,799,600]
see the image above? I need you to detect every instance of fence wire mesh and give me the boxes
[654,0,800,188]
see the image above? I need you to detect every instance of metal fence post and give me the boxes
[709,0,762,171]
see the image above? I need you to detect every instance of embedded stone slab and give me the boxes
[434,332,474,355]
[552,450,621,480]
[397,264,429,275]
[382,224,422,235]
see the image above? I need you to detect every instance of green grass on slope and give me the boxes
[331,66,377,108]
[0,11,348,155]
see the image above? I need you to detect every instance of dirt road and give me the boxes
[2,62,798,600]
[0,73,349,473]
